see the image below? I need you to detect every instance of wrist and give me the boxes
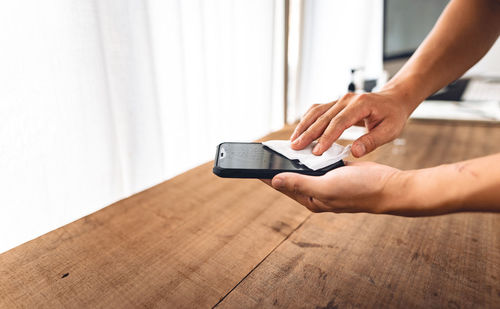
[381,169,421,215]
[379,74,427,117]
[391,165,464,216]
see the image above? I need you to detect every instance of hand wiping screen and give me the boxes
[262,140,351,171]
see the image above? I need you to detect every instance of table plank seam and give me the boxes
[212,213,313,308]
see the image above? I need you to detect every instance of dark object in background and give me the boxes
[363,79,378,92]
[427,78,470,101]
[348,69,356,92]
[348,68,377,93]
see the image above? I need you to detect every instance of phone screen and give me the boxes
[216,142,308,171]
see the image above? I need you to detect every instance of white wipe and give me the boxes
[262,140,351,171]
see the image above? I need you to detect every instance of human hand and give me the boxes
[262,161,412,215]
[290,90,413,157]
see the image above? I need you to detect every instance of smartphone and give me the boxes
[213,142,344,179]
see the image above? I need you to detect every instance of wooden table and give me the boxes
[1,121,500,308]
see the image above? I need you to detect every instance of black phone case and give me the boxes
[212,143,345,179]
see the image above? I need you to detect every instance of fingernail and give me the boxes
[313,143,322,154]
[354,142,366,156]
[273,178,284,189]
[292,137,301,145]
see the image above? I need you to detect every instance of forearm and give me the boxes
[392,153,500,216]
[382,0,500,114]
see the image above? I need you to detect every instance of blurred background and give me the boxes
[1,0,499,253]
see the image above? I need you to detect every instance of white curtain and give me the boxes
[287,0,383,122]
[0,0,284,253]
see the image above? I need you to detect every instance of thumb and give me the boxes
[272,172,321,197]
[352,124,392,157]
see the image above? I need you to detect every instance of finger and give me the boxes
[290,104,320,141]
[262,178,317,210]
[352,123,394,157]
[313,103,370,155]
[294,194,330,213]
[290,103,333,142]
[292,95,355,150]
[272,182,329,213]
[271,172,325,199]
[291,100,348,150]
[281,191,323,212]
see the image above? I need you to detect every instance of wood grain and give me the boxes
[218,120,500,308]
[218,212,500,308]
[1,121,499,308]
[0,128,310,308]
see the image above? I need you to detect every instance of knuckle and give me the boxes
[301,129,314,141]
[342,92,354,100]
[304,122,324,138]
[317,114,331,124]
[319,133,334,145]
[356,93,369,102]
[299,113,309,122]
[307,103,321,113]
[311,110,325,120]
[362,134,376,150]
[295,122,304,131]
[331,116,347,131]
[320,127,336,142]
[306,105,327,120]
[292,182,301,195]
[302,126,314,137]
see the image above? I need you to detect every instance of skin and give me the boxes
[264,154,500,216]
[266,0,500,216]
